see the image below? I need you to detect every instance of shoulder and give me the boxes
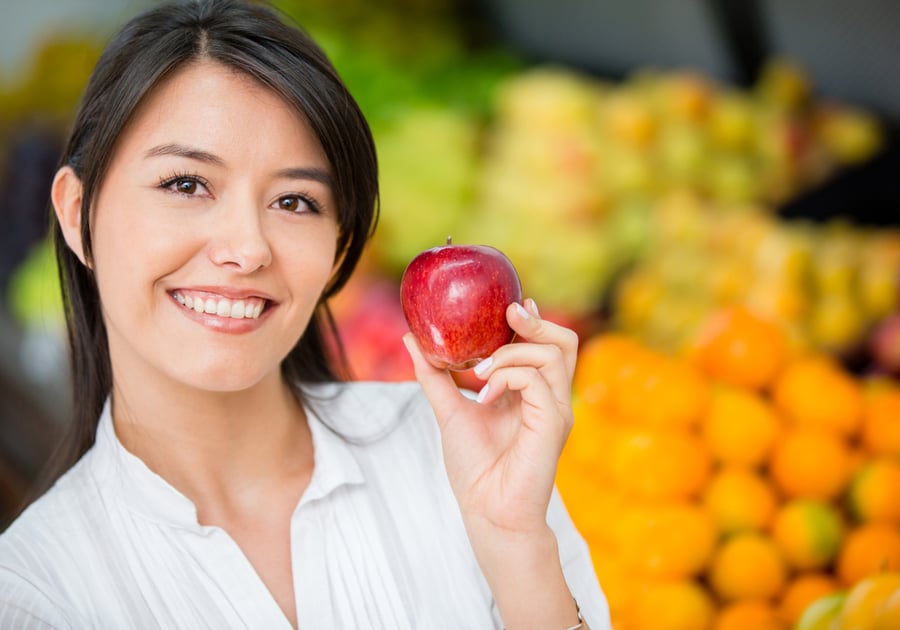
[0,458,101,628]
[300,380,436,443]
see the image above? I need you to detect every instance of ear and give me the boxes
[51,166,88,267]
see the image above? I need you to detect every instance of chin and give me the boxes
[170,362,277,394]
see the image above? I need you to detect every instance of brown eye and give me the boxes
[159,174,210,196]
[274,194,321,214]
[175,179,197,194]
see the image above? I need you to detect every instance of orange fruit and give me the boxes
[611,427,711,501]
[703,385,782,467]
[772,354,863,437]
[861,383,900,457]
[563,397,621,477]
[573,333,643,410]
[771,500,845,571]
[628,579,716,630]
[690,306,789,390]
[554,466,616,544]
[778,573,840,626]
[836,571,900,630]
[623,355,710,430]
[703,466,778,535]
[714,599,787,630]
[618,502,718,580]
[847,457,900,525]
[591,554,639,625]
[769,427,852,501]
[837,522,900,586]
[709,532,788,601]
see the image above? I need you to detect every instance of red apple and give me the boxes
[400,238,523,370]
[869,313,900,376]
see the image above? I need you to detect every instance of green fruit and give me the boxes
[795,591,846,630]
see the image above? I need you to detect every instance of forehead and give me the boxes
[114,58,327,167]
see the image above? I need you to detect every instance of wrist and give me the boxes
[463,521,581,630]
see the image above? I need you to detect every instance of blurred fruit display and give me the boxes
[559,306,900,629]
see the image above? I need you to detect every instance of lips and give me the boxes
[170,290,270,320]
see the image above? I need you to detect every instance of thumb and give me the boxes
[402,333,466,424]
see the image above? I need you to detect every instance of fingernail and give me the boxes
[526,298,540,318]
[515,303,530,320]
[473,356,492,377]
[476,383,490,404]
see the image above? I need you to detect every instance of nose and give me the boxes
[207,196,273,273]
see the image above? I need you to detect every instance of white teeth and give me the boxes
[173,292,265,319]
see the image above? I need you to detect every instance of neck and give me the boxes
[109,368,313,515]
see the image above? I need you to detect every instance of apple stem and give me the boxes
[446,236,453,245]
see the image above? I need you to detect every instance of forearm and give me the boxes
[465,518,588,630]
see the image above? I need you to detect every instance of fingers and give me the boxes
[476,364,573,437]
[402,333,464,426]
[473,341,570,408]
[506,299,579,381]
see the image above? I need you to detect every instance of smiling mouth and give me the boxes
[171,291,268,319]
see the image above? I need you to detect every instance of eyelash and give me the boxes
[157,172,323,214]
[158,171,209,196]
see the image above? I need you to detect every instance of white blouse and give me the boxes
[0,381,610,629]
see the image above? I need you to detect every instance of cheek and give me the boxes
[281,226,339,288]
[91,202,203,280]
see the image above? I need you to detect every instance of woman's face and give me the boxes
[89,59,339,393]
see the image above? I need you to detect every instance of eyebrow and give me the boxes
[144,143,225,167]
[144,143,333,186]
[275,166,333,187]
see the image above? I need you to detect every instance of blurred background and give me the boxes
[2,1,900,627]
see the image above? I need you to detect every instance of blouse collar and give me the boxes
[89,391,365,532]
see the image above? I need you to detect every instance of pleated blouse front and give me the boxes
[0,381,610,629]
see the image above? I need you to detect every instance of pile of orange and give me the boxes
[559,306,900,630]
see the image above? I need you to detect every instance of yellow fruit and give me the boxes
[872,587,900,630]
[611,427,711,501]
[618,502,717,580]
[847,458,900,525]
[703,466,778,535]
[779,573,841,627]
[703,385,781,467]
[714,599,787,630]
[691,306,788,390]
[836,571,900,630]
[795,592,846,630]
[769,428,852,501]
[709,532,788,601]
[773,355,863,437]
[837,523,900,587]
[628,579,716,630]
[771,500,845,571]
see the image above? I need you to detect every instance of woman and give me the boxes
[0,1,610,628]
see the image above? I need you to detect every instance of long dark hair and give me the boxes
[47,0,378,485]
